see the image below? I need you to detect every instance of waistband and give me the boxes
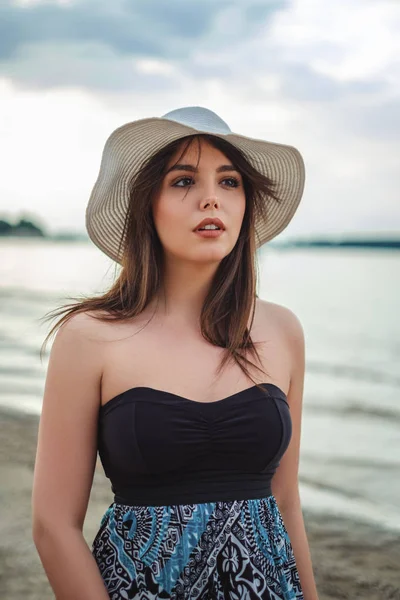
[113,473,273,506]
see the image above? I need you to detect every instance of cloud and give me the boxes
[189,0,400,145]
[0,0,286,90]
[0,41,183,92]
[0,0,399,236]
[0,0,215,58]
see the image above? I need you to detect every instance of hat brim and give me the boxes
[86,117,305,263]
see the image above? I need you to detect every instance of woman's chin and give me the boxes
[192,246,231,264]
[165,241,234,264]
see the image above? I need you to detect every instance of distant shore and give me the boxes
[276,238,400,250]
[1,233,400,249]
[1,217,400,248]
[0,216,89,240]
[1,406,399,599]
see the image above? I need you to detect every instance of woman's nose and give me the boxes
[201,195,219,209]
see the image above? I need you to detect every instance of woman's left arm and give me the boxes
[271,306,319,600]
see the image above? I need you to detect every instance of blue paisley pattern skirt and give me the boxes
[92,495,303,599]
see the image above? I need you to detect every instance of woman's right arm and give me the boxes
[32,313,110,599]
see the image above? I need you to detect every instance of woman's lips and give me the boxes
[194,229,224,238]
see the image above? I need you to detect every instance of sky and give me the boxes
[0,0,399,239]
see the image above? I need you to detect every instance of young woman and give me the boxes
[32,106,318,599]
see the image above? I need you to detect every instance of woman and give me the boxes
[32,106,318,599]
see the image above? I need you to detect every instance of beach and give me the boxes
[1,406,399,600]
[1,241,400,599]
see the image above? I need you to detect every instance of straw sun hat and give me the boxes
[85,106,306,263]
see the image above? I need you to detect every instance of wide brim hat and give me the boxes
[86,106,305,263]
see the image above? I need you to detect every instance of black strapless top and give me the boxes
[97,382,291,506]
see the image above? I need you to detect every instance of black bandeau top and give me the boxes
[97,382,291,506]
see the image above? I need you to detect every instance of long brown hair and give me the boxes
[40,133,282,390]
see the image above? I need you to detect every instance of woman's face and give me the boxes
[152,138,246,265]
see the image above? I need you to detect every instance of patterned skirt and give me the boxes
[92,494,303,599]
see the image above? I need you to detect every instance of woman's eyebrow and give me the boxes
[166,164,239,174]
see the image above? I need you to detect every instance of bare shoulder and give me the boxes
[57,309,106,335]
[256,298,305,344]
[47,311,114,389]
[52,310,147,378]
[255,298,305,384]
[55,309,120,346]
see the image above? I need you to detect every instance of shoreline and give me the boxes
[1,406,399,599]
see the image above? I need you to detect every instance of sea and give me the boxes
[1,237,399,531]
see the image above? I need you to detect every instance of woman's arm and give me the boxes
[271,306,319,600]
[32,312,110,600]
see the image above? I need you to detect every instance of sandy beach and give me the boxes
[0,406,399,600]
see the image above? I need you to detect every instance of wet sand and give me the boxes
[0,407,399,599]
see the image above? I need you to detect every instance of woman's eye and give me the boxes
[173,177,193,187]
[172,176,240,188]
[223,177,240,187]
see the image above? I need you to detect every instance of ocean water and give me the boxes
[1,237,399,530]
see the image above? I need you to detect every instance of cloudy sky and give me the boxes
[0,0,399,239]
